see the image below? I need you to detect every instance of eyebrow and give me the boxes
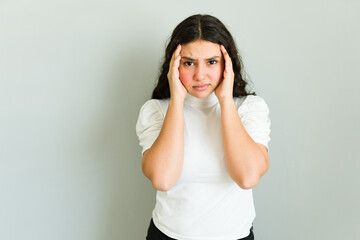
[182,56,221,61]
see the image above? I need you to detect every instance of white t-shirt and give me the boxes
[136,92,271,240]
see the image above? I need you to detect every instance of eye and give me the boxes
[208,60,217,65]
[184,61,194,67]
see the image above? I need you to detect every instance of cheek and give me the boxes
[179,67,193,86]
[209,68,223,84]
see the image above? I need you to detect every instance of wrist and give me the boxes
[169,96,185,106]
[218,96,234,107]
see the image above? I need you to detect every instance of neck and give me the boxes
[184,92,219,108]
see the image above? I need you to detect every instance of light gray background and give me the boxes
[1,0,359,239]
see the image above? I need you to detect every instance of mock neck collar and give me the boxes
[184,92,219,108]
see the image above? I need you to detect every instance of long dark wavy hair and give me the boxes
[152,14,255,99]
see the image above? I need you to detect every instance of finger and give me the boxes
[168,45,182,81]
[171,44,181,61]
[174,44,182,68]
[220,45,233,71]
[170,44,181,68]
[175,44,181,56]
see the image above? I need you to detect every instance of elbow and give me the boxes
[151,179,173,192]
[142,164,175,192]
[235,175,261,190]
[238,156,269,189]
[141,150,181,192]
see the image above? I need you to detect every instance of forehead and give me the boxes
[181,40,221,58]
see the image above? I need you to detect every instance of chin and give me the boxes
[190,91,213,99]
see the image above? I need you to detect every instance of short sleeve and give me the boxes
[237,95,271,149]
[136,100,165,155]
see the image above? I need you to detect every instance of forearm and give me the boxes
[142,99,184,191]
[220,97,269,189]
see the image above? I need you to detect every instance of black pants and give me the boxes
[146,218,254,240]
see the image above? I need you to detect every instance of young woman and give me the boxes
[136,14,271,240]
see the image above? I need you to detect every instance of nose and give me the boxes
[194,63,205,81]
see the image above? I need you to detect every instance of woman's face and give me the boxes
[179,40,224,98]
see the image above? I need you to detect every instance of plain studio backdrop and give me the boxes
[1,0,359,239]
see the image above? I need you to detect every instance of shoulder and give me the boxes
[140,99,159,110]
[234,95,271,149]
[234,95,269,114]
[136,99,166,133]
[138,98,169,118]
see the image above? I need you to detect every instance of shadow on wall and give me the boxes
[85,41,160,239]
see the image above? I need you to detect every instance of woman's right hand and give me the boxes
[167,44,187,102]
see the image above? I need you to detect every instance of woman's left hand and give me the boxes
[215,45,234,101]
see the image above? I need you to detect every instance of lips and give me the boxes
[193,84,209,91]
